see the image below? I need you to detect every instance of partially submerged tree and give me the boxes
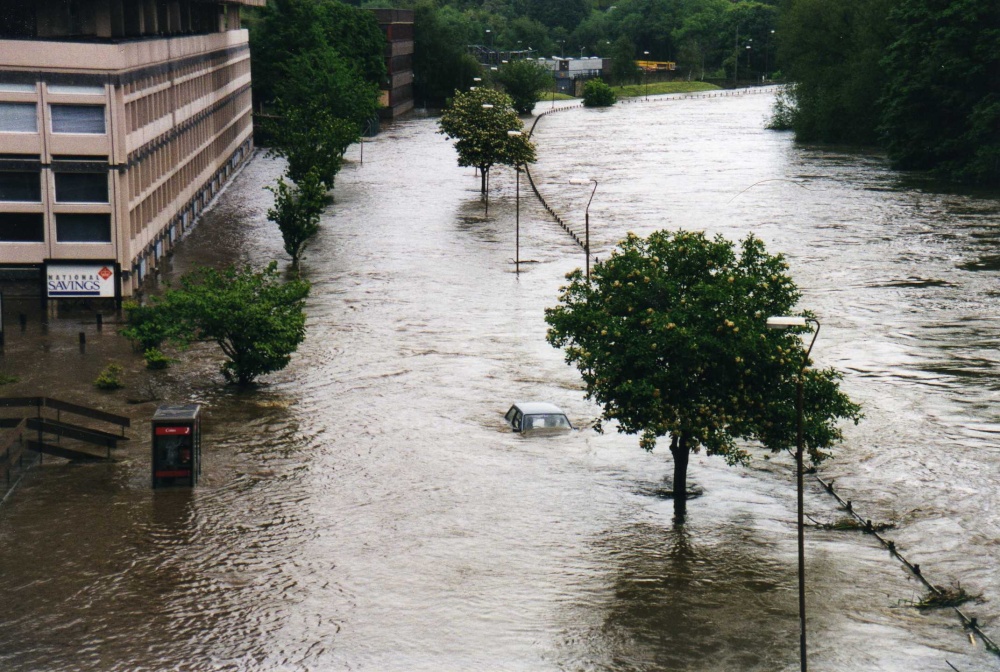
[267,168,327,268]
[122,263,310,386]
[545,230,861,517]
[265,105,360,189]
[582,78,617,107]
[438,88,537,193]
[495,59,554,114]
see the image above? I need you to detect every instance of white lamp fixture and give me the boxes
[767,316,809,329]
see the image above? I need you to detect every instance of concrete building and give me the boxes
[539,57,607,95]
[0,0,263,302]
[372,8,413,121]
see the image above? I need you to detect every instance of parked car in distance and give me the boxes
[505,402,573,433]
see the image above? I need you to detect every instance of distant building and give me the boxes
[538,57,607,95]
[372,9,413,121]
[0,0,263,301]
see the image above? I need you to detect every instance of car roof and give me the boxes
[512,402,566,415]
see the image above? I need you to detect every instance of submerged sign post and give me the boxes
[44,262,119,301]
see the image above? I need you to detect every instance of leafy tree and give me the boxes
[265,104,359,188]
[495,58,554,114]
[438,88,537,193]
[608,34,639,85]
[123,263,310,386]
[545,230,861,517]
[582,78,617,106]
[672,0,729,80]
[528,0,588,31]
[880,0,1000,184]
[776,0,895,144]
[249,0,385,111]
[412,1,484,106]
[267,168,327,267]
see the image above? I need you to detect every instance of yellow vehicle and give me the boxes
[636,59,676,72]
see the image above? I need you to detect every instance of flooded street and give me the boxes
[2,90,1000,670]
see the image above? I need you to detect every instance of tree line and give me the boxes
[776,0,999,186]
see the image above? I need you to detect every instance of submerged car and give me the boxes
[505,402,573,433]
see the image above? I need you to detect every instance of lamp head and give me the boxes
[767,316,809,329]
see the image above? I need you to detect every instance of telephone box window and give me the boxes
[55,172,108,203]
[56,213,111,242]
[51,105,106,134]
[0,171,41,201]
[0,212,44,242]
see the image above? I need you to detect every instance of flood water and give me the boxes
[1,89,999,671]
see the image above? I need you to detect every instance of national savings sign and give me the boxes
[47,264,117,298]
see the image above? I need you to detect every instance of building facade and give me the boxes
[372,8,413,121]
[0,0,263,301]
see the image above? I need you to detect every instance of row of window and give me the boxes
[0,212,110,243]
[0,170,108,203]
[0,103,106,134]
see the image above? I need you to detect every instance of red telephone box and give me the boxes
[151,404,201,488]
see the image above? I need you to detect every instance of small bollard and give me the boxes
[19,314,27,330]
[79,332,86,352]
[970,617,978,629]
[865,519,873,532]
[887,540,896,553]
[96,313,103,331]
[913,564,921,575]
[846,500,852,511]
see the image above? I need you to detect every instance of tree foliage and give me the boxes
[545,230,861,515]
[495,58,554,114]
[412,0,484,107]
[880,0,1000,184]
[438,88,537,193]
[265,105,359,189]
[582,78,617,107]
[267,168,327,267]
[122,263,310,386]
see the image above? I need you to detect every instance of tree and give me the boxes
[880,0,1000,185]
[438,88,537,193]
[545,230,861,517]
[266,104,360,188]
[608,34,639,86]
[495,59,554,114]
[267,168,327,268]
[122,263,310,386]
[412,1,484,107]
[776,0,895,144]
[582,78,617,106]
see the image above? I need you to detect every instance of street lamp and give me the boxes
[568,177,598,280]
[482,104,494,215]
[766,314,821,672]
[643,50,650,100]
[508,130,523,275]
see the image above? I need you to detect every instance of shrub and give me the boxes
[582,78,616,108]
[94,363,125,390]
[143,348,171,370]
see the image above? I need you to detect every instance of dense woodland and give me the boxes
[247,0,1000,186]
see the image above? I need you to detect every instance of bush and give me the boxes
[143,348,171,370]
[94,363,125,390]
[0,374,18,385]
[582,78,616,108]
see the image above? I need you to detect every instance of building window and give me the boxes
[0,171,42,202]
[48,84,105,95]
[56,213,111,242]
[0,103,38,133]
[0,213,44,242]
[51,105,106,134]
[55,172,109,203]
[0,83,35,93]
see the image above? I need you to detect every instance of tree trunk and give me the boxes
[670,432,690,519]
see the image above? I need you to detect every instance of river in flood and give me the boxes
[1,89,999,671]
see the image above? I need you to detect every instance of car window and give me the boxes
[505,407,517,423]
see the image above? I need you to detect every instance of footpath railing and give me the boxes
[522,86,997,662]
[0,397,131,504]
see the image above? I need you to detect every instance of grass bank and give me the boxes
[613,81,720,98]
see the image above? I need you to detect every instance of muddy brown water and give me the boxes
[1,91,999,670]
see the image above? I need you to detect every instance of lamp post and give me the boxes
[766,30,774,81]
[508,130,523,276]
[643,50,650,100]
[766,314,821,672]
[568,178,597,280]
[481,103,494,215]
